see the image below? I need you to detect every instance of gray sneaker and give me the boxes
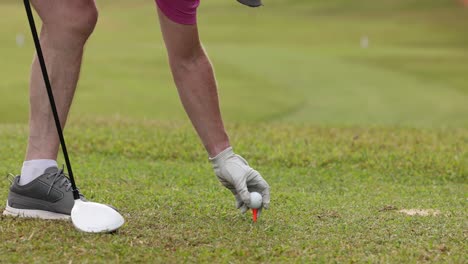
[3,167,85,220]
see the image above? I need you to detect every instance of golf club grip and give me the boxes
[23,0,80,200]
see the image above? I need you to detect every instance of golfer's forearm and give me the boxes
[169,50,230,157]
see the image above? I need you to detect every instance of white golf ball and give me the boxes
[250,192,263,209]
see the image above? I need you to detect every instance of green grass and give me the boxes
[1,120,466,262]
[0,0,467,262]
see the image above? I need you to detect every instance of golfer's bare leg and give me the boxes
[26,0,98,160]
[157,8,230,157]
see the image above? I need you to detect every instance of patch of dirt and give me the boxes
[379,205,398,212]
[317,210,340,220]
[398,209,440,216]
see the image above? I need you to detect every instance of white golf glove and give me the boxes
[210,147,270,213]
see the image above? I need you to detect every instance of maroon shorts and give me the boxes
[156,0,200,25]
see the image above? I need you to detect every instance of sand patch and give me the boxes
[398,209,440,216]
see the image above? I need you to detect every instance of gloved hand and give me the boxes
[237,0,263,7]
[210,147,270,214]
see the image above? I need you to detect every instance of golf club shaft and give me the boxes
[24,0,80,200]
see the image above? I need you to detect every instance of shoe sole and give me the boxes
[3,202,70,220]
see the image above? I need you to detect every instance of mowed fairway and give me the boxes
[0,0,467,262]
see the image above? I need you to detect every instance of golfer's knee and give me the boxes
[42,1,98,41]
[66,3,99,39]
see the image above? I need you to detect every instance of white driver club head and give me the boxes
[71,199,124,233]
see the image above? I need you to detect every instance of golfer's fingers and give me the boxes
[261,183,270,209]
[233,193,244,209]
[225,182,249,213]
[234,179,251,207]
[249,172,270,209]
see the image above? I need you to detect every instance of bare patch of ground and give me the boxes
[398,209,441,216]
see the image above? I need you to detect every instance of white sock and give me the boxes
[20,159,58,185]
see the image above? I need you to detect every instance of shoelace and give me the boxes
[6,173,16,184]
[45,167,73,195]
